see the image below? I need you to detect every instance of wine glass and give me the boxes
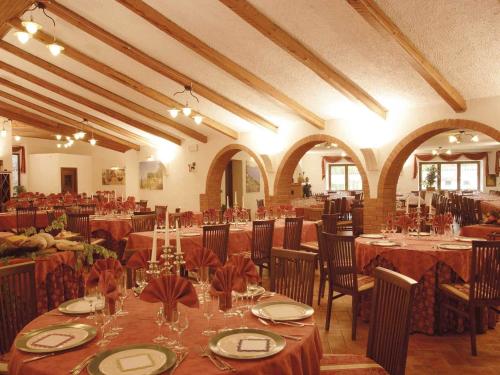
[117,273,129,316]
[136,269,146,289]
[153,307,166,343]
[95,309,111,347]
[202,293,216,336]
[172,310,189,352]
[218,294,232,332]
[380,224,387,238]
[84,285,97,320]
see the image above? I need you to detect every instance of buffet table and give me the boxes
[126,221,317,256]
[9,295,322,375]
[355,234,494,335]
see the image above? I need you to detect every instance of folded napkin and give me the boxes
[86,258,123,287]
[227,254,259,284]
[98,270,119,315]
[395,214,415,232]
[210,264,246,310]
[184,247,221,271]
[126,249,163,269]
[140,274,199,320]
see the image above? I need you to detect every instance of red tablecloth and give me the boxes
[460,224,499,239]
[6,251,83,315]
[126,221,317,256]
[90,216,132,242]
[0,211,49,231]
[355,234,494,335]
[9,295,323,375]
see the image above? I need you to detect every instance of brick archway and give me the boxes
[374,119,500,225]
[200,144,269,211]
[273,134,370,204]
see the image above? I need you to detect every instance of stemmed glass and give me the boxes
[233,293,247,329]
[84,286,97,320]
[380,225,388,238]
[95,309,111,347]
[202,293,216,336]
[195,267,209,304]
[153,307,167,343]
[172,310,189,352]
[117,273,129,316]
[135,269,147,291]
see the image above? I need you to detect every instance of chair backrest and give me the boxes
[16,206,37,232]
[77,204,96,215]
[155,205,167,226]
[283,217,303,250]
[470,241,500,305]
[322,199,331,214]
[0,262,37,354]
[322,233,357,294]
[203,223,230,264]
[315,221,326,268]
[367,267,418,375]
[322,214,338,234]
[251,219,275,265]
[138,200,148,208]
[131,214,156,233]
[270,248,317,305]
[352,207,364,236]
[256,199,265,208]
[66,212,91,243]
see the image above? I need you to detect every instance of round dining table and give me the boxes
[9,294,322,375]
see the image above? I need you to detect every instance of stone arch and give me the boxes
[373,119,500,225]
[272,134,370,204]
[200,144,269,211]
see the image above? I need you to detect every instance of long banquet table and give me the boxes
[355,234,494,335]
[9,294,322,375]
[126,221,317,256]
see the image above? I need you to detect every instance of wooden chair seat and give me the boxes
[320,354,388,374]
[439,283,470,301]
[357,275,375,292]
[300,241,318,252]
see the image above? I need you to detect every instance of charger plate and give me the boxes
[438,243,472,250]
[58,297,104,315]
[359,234,385,239]
[251,301,314,321]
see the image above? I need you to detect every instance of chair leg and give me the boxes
[325,289,334,331]
[352,295,358,341]
[317,273,325,306]
[469,305,477,356]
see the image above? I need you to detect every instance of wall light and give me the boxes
[14,135,21,141]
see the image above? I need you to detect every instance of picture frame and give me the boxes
[486,174,497,187]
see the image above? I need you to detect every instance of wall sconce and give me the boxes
[188,162,196,172]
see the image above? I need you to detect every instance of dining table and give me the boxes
[0,210,50,231]
[459,224,499,239]
[466,193,500,213]
[8,294,322,375]
[125,220,317,256]
[355,233,495,335]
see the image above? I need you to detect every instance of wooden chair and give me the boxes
[322,214,338,234]
[154,205,167,226]
[487,232,500,240]
[352,207,364,237]
[250,219,275,279]
[320,267,418,375]
[138,200,148,209]
[322,232,374,339]
[439,240,500,355]
[131,214,156,233]
[203,223,230,265]
[0,262,37,357]
[66,213,104,245]
[77,204,96,215]
[322,199,331,214]
[315,221,329,305]
[270,248,317,306]
[15,206,37,233]
[283,216,303,250]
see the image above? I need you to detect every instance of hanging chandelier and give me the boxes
[447,130,479,144]
[168,83,203,125]
[16,1,64,56]
[431,146,452,156]
[73,118,87,140]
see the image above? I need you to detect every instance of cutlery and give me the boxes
[70,353,96,375]
[214,355,236,372]
[268,318,315,327]
[199,346,226,370]
[22,352,55,363]
[170,351,188,374]
[257,292,276,301]
[279,333,302,341]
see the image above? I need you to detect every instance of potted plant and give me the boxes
[424,165,438,191]
[13,185,26,197]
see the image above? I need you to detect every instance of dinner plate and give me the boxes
[454,236,485,242]
[209,329,285,360]
[229,227,245,232]
[180,232,200,237]
[438,243,472,250]
[369,240,398,247]
[251,301,314,321]
[16,323,96,353]
[233,285,266,298]
[58,297,104,315]
[409,232,431,236]
[87,344,176,375]
[359,234,385,239]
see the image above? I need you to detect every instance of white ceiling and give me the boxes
[0,0,499,149]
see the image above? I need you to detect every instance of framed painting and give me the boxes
[139,161,163,190]
[245,160,260,193]
[102,168,125,185]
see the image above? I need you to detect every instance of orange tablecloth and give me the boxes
[0,211,49,231]
[355,234,493,334]
[460,224,499,239]
[126,221,317,256]
[90,216,132,241]
[9,295,323,375]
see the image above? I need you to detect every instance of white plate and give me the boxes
[251,301,314,321]
[180,232,200,237]
[409,232,431,236]
[58,298,104,314]
[229,227,244,232]
[360,234,385,239]
[454,236,485,242]
[438,243,472,250]
[233,286,265,298]
[369,240,398,247]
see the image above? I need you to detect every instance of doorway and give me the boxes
[61,168,78,194]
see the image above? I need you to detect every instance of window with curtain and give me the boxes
[11,153,20,188]
[419,161,480,190]
[328,164,362,191]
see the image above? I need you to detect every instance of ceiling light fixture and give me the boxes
[57,143,62,148]
[193,114,203,125]
[22,16,42,35]
[432,146,452,156]
[447,130,479,144]
[168,109,180,118]
[14,135,21,141]
[15,31,32,44]
[169,83,202,123]
[55,134,62,140]
[89,129,96,146]
[74,118,87,140]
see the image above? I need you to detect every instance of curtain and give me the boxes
[321,156,354,179]
[496,151,499,175]
[12,146,26,173]
[412,152,489,179]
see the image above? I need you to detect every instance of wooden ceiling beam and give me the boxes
[0,60,182,145]
[8,19,238,140]
[0,102,129,152]
[0,89,140,151]
[220,0,387,119]
[117,0,325,129]
[346,0,466,112]
[0,40,207,143]
[0,77,149,146]
[45,0,278,132]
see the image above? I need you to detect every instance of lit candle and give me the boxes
[234,192,237,207]
[405,197,409,214]
[226,195,230,209]
[151,224,158,262]
[175,220,181,254]
[165,209,169,238]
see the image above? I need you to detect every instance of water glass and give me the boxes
[202,294,216,336]
[117,273,129,316]
[84,286,97,320]
[95,309,111,346]
[153,307,167,343]
[171,311,189,351]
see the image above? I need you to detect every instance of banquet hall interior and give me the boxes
[0,1,499,375]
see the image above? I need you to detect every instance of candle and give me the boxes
[405,197,409,214]
[175,221,181,254]
[226,195,230,209]
[151,224,158,262]
[241,193,244,209]
[165,209,169,245]
[234,192,237,207]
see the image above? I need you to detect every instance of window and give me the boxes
[11,153,20,188]
[329,164,362,191]
[419,161,480,191]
